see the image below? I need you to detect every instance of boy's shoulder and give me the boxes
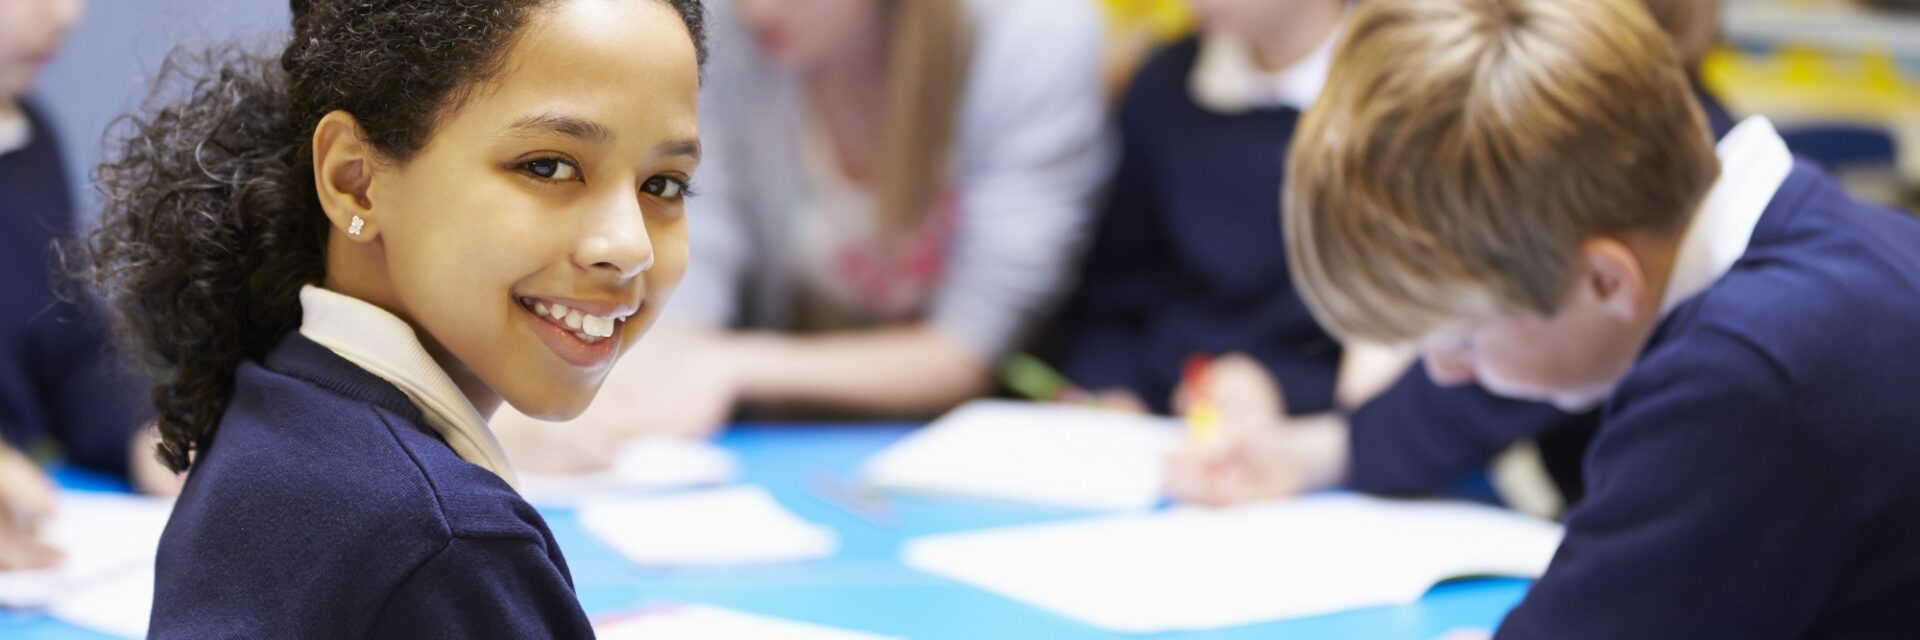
[1612,162,1920,456]
[1666,163,1920,400]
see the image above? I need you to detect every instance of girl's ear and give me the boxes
[312,110,381,242]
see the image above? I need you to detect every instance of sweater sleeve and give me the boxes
[367,535,594,640]
[28,300,150,477]
[1345,362,1600,497]
[929,0,1113,362]
[1049,64,1177,398]
[1495,329,1842,639]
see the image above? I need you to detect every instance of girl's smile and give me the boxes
[514,293,642,368]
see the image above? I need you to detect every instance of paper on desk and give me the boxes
[861,399,1182,511]
[519,436,740,508]
[903,493,1564,634]
[0,491,171,608]
[48,564,152,639]
[597,603,899,640]
[580,485,837,568]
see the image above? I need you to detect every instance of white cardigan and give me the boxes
[666,0,1114,361]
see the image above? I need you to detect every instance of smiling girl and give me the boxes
[76,0,706,635]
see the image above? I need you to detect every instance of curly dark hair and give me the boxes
[73,0,708,473]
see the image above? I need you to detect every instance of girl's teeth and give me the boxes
[525,298,625,340]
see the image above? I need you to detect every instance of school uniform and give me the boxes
[1497,117,1920,638]
[0,99,149,476]
[1048,36,1599,499]
[150,287,591,639]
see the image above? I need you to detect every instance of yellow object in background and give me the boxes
[1100,0,1193,42]
[1714,0,1920,198]
[1097,0,1195,98]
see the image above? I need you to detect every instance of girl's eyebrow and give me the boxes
[504,112,615,145]
[657,138,702,162]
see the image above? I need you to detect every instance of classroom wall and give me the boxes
[34,0,290,221]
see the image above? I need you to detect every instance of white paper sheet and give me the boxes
[0,491,171,609]
[596,603,899,640]
[519,436,740,508]
[48,564,152,639]
[861,400,1182,511]
[903,493,1564,633]
[580,486,837,568]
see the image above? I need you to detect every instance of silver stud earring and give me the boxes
[347,215,365,237]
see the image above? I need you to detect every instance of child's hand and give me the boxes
[1172,353,1286,429]
[0,443,62,570]
[1165,353,1347,506]
[1166,420,1308,506]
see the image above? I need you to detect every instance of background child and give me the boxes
[1287,0,1920,634]
[77,0,708,634]
[1051,0,1620,509]
[1,0,177,572]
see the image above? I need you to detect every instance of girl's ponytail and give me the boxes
[79,47,326,472]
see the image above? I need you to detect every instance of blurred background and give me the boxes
[28,0,1920,218]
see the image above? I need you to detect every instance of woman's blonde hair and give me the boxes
[1284,0,1719,343]
[876,0,973,235]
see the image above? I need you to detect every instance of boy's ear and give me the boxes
[312,110,381,242]
[1579,237,1648,321]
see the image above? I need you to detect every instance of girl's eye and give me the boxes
[520,157,581,182]
[642,175,691,200]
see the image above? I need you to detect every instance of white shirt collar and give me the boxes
[297,286,520,490]
[1657,116,1795,317]
[0,101,32,157]
[1189,26,1338,114]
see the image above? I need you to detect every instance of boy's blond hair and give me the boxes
[1285,0,1719,343]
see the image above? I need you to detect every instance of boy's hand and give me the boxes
[1165,353,1348,506]
[0,443,62,570]
[1172,353,1286,425]
[1165,417,1345,506]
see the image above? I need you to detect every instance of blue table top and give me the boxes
[6,425,1528,639]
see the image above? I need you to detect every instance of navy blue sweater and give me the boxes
[151,335,593,638]
[1497,161,1920,638]
[0,99,148,476]
[1048,39,1599,498]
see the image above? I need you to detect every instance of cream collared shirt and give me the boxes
[0,101,32,157]
[1188,25,1338,115]
[1657,116,1795,317]
[297,286,520,490]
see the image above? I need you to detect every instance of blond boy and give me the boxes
[1287,0,1920,635]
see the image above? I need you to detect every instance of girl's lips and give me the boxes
[519,301,622,369]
